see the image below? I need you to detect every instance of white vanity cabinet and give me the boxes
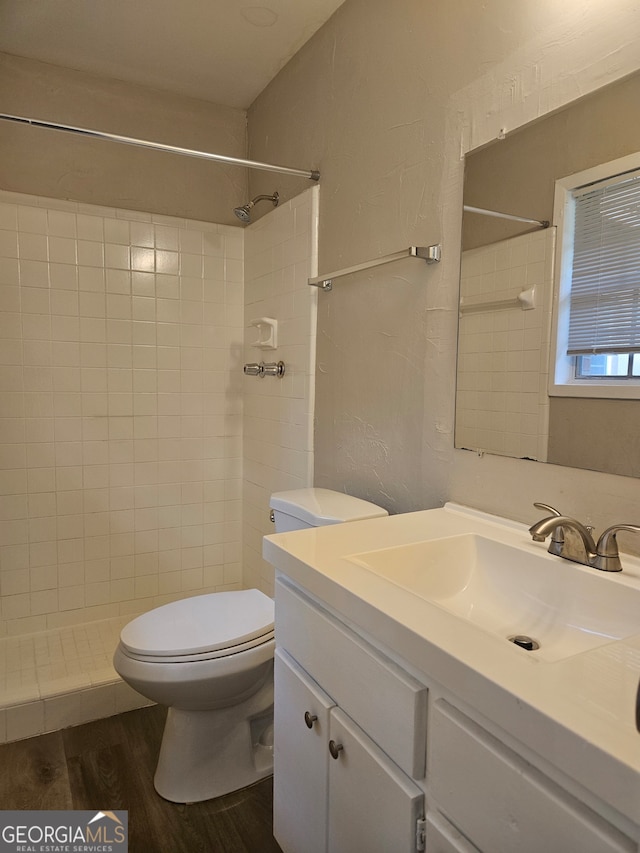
[274,579,428,853]
[273,575,639,853]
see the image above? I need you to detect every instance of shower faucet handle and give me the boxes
[243,361,285,378]
[261,361,285,378]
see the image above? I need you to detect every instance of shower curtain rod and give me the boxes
[0,112,320,181]
[463,205,549,228]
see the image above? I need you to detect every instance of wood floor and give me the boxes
[0,704,283,853]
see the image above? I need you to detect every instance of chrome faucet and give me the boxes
[529,502,640,572]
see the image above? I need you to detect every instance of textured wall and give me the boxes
[0,53,247,225]
[248,0,640,536]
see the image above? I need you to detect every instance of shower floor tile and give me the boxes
[0,615,150,743]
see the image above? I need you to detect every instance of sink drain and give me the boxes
[508,635,540,651]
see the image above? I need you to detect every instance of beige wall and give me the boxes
[548,399,640,477]
[248,0,640,536]
[0,53,247,225]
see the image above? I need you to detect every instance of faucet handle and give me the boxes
[531,503,564,551]
[533,502,562,517]
[593,524,640,572]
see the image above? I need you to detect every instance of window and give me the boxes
[575,353,640,378]
[550,154,640,398]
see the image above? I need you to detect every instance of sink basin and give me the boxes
[347,534,640,661]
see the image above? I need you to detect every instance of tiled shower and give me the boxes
[242,189,318,594]
[0,186,318,742]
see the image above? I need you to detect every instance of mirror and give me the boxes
[455,71,640,478]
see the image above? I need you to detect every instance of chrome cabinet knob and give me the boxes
[328,740,343,760]
[304,711,318,729]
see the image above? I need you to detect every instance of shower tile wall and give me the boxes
[0,191,244,637]
[242,187,318,595]
[455,228,555,462]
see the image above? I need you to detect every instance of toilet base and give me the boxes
[153,677,274,803]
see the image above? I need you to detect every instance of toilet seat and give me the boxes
[119,589,274,663]
[119,630,275,664]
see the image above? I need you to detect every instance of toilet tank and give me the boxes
[270,488,388,533]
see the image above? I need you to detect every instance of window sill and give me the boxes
[549,380,640,400]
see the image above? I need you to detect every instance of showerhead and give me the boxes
[233,191,279,223]
[233,204,252,223]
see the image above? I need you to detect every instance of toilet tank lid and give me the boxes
[270,488,388,526]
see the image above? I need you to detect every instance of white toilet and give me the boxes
[113,488,387,803]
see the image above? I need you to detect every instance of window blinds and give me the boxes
[567,169,640,356]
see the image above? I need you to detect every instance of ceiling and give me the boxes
[0,0,346,110]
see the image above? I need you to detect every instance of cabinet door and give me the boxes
[274,649,335,853]
[328,707,424,853]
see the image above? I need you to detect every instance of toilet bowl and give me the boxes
[114,488,388,803]
[114,589,275,803]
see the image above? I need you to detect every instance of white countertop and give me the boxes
[263,502,640,827]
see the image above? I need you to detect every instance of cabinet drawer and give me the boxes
[276,578,428,779]
[430,700,635,853]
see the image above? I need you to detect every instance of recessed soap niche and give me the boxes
[250,317,278,349]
